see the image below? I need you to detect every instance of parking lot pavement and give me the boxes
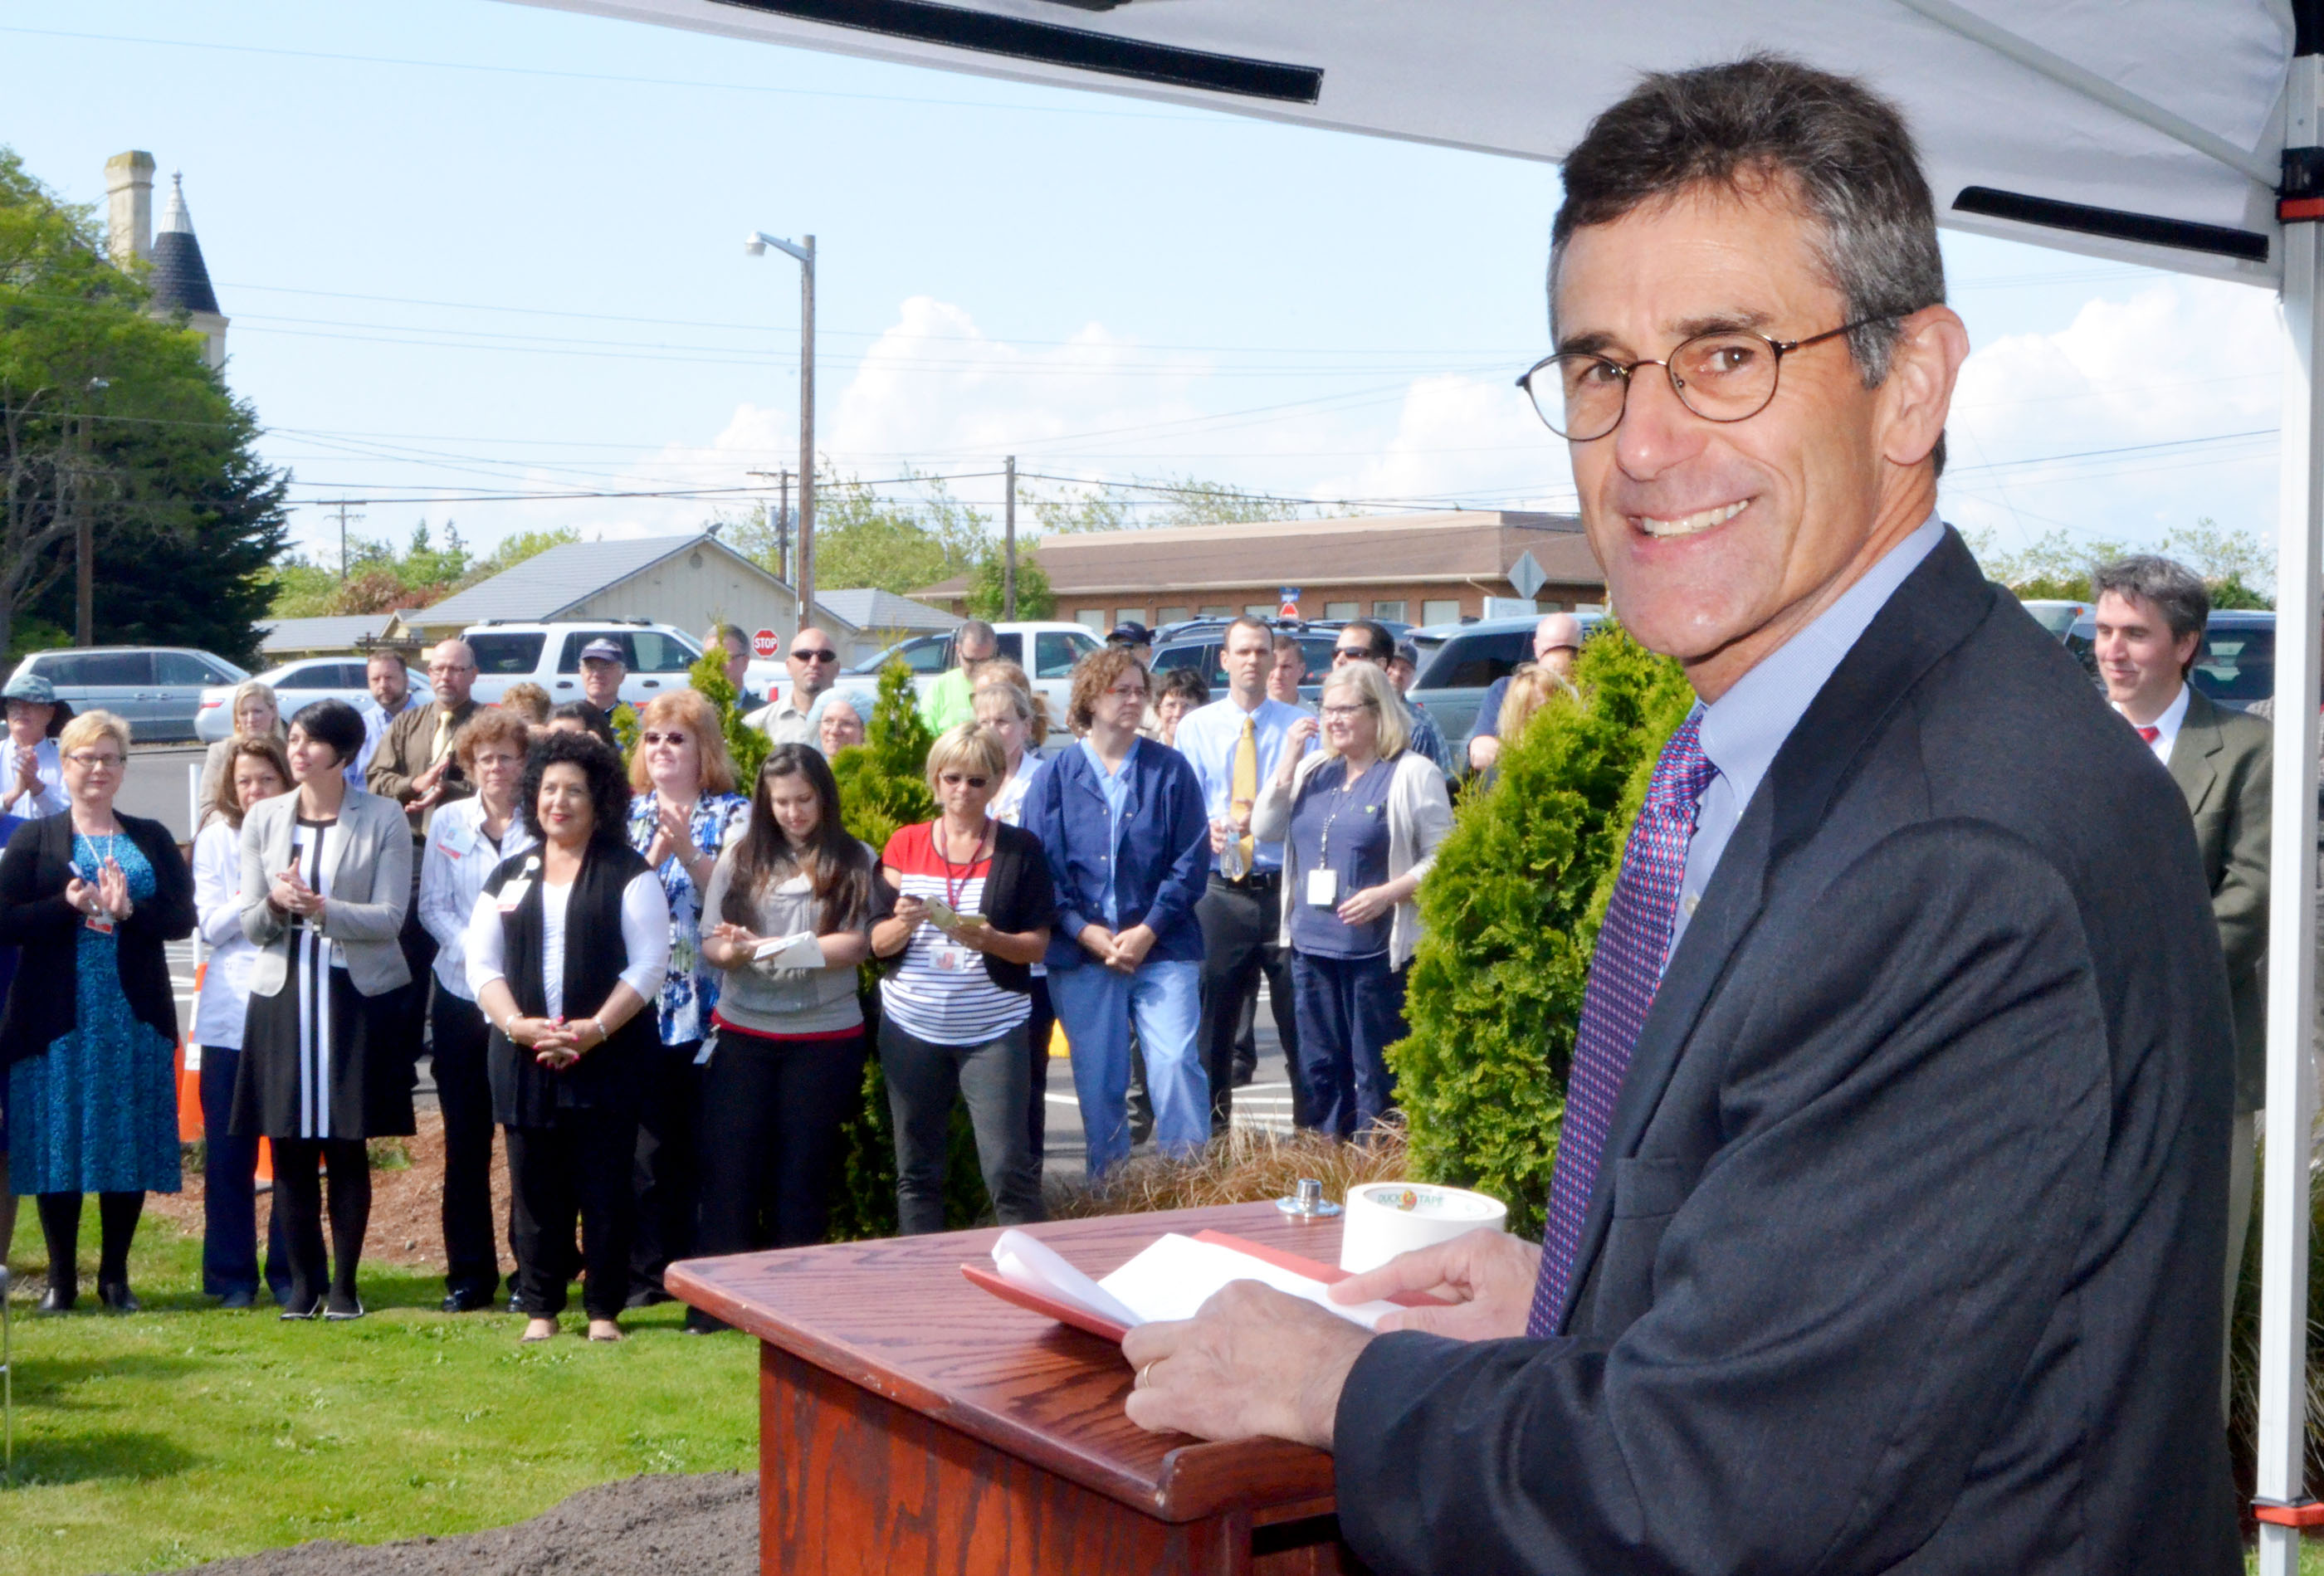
[124,744,207,845]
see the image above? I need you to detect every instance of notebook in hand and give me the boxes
[962,1227,1422,1344]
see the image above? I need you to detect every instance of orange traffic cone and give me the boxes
[176,1037,204,1143]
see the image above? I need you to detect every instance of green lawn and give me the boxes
[0,1206,757,1575]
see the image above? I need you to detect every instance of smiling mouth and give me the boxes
[1633,500,1750,539]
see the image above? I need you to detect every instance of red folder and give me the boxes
[960,1228,1430,1344]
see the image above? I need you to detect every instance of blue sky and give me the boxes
[1,2,2286,578]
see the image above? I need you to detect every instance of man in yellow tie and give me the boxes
[1168,616,1311,1134]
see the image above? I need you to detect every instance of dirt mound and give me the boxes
[163,1472,757,1575]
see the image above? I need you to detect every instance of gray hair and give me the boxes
[2093,555,2210,652]
[956,620,998,661]
[1550,55,1947,466]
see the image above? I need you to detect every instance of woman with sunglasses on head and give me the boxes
[196,680,286,832]
[232,699,414,1320]
[621,688,749,1307]
[970,671,1058,1171]
[691,745,876,1330]
[868,723,1054,1234]
[466,731,669,1343]
[0,710,196,1314]
[193,734,295,1307]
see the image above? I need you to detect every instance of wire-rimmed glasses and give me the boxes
[1515,318,1888,442]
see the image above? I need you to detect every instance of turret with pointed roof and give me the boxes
[144,172,227,370]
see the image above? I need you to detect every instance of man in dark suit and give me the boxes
[1119,56,2240,1574]
[2092,554,2269,1396]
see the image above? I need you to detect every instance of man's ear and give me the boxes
[1877,304,1970,469]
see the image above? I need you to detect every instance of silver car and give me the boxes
[8,646,248,744]
[195,656,424,744]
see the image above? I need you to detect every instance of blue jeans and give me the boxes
[198,1044,289,1302]
[1048,958,1206,1177]
[1289,952,1407,1139]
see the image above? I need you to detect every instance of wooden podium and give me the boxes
[667,1202,1370,1575]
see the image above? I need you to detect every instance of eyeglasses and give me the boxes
[1106,685,1149,700]
[640,731,688,746]
[939,773,990,789]
[1515,317,1889,442]
[790,648,838,662]
[427,662,476,675]
[1331,647,1373,664]
[1320,703,1375,720]
[66,751,124,768]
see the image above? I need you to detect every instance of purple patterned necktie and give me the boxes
[1526,714,1717,1338]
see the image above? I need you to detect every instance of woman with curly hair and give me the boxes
[466,731,670,1342]
[623,687,749,1306]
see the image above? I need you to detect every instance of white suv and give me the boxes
[458,620,706,710]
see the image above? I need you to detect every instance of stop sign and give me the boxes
[751,628,779,659]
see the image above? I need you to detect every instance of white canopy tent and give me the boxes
[510,0,2324,1558]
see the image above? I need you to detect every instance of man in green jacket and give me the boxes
[921,618,997,732]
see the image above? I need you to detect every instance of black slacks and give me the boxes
[630,1042,703,1300]
[271,1136,370,1306]
[1195,873,1301,1133]
[1023,977,1055,1165]
[696,1025,867,1256]
[427,984,503,1301]
[507,1106,636,1320]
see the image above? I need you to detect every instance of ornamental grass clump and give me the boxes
[1389,622,1692,1239]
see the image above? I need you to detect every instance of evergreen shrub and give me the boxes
[1389,622,1692,1238]
[687,646,769,786]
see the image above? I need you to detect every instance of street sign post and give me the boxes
[1278,587,1301,620]
[1507,550,1548,602]
[751,627,779,659]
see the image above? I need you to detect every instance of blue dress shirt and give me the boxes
[1172,695,1311,873]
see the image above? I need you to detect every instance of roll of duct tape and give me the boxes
[1338,1181,1509,1275]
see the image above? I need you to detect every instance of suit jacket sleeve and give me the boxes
[316,803,411,944]
[366,705,422,803]
[2210,726,2271,982]
[240,803,289,949]
[1334,821,2115,1576]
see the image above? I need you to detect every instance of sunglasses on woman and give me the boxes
[939,773,990,789]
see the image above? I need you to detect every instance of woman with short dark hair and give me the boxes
[232,698,414,1320]
[466,732,670,1343]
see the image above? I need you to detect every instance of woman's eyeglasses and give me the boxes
[939,773,990,789]
[640,731,688,746]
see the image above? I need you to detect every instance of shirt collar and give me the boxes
[1697,514,1946,810]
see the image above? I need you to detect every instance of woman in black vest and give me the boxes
[465,732,670,1344]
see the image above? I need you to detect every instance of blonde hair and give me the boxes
[60,709,131,758]
[973,659,1050,740]
[1494,663,1570,746]
[973,676,1047,748]
[628,688,738,796]
[1317,661,1411,761]
[499,681,552,725]
[925,722,1008,794]
[231,680,281,735]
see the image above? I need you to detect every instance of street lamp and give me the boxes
[745,230,815,639]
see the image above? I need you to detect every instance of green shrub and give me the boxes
[687,645,769,786]
[1389,623,1692,1238]
[822,661,995,1240]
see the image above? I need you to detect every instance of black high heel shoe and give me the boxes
[96,1279,139,1314]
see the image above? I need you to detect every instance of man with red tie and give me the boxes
[1116,56,2239,1574]
[2094,554,2269,1396]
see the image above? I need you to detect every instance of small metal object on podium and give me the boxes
[1276,1177,1342,1218]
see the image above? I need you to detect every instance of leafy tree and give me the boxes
[1032,472,1306,533]
[1391,622,1692,1237]
[474,525,581,577]
[1,145,287,663]
[688,642,768,787]
[1966,519,2275,610]
[729,467,989,597]
[964,542,1055,620]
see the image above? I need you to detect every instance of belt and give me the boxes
[1211,869,1282,891]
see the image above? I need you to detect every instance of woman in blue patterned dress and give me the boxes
[622,688,748,1305]
[0,710,197,1313]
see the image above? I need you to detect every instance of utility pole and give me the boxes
[72,414,90,648]
[329,500,364,580]
[745,227,816,638]
[1003,455,1018,620]
[744,468,793,583]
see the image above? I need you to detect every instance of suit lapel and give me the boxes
[2168,688,2222,818]
[1555,529,1997,1330]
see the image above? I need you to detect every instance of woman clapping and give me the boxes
[0,710,196,1313]
[466,732,669,1343]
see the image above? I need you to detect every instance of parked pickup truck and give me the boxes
[842,621,1105,743]
[458,619,708,710]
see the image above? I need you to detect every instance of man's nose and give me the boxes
[1609,364,1710,479]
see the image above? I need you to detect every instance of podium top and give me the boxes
[668,1201,1349,1524]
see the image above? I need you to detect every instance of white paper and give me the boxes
[751,931,823,969]
[988,1229,1403,1334]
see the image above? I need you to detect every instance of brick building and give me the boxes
[916,510,1604,631]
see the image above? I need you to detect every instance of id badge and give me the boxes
[933,944,974,973]
[496,878,532,914]
[1305,867,1340,907]
[84,914,115,934]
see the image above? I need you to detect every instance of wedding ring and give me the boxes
[1137,1362,1155,1391]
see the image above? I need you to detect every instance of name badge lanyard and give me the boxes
[936,823,992,914]
[1311,762,1377,905]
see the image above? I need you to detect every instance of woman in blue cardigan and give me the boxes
[1023,648,1213,1178]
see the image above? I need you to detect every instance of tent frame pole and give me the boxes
[2260,48,2324,1576]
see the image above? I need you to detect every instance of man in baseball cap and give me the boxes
[1108,622,1157,668]
[575,637,627,749]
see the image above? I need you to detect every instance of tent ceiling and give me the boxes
[510,0,2296,285]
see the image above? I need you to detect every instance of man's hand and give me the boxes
[1121,1281,1372,1448]
[1329,1227,1542,1340]
[15,746,39,801]
[1208,819,1230,856]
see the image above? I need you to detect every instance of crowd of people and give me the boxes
[0,608,1471,1335]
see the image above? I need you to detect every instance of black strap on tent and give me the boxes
[1951,187,2269,261]
[2287,0,2324,223]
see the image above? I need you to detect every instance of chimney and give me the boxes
[105,150,155,266]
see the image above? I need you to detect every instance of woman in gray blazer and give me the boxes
[229,700,413,1320]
